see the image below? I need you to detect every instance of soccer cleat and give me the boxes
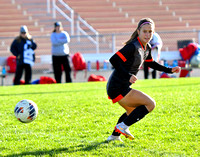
[115,123,134,140]
[106,135,123,142]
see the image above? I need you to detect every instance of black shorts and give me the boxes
[106,72,132,103]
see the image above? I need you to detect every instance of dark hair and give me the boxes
[52,27,64,32]
[125,18,155,45]
[52,22,64,32]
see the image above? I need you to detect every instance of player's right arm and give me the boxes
[109,44,134,79]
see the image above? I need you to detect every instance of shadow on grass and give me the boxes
[0,80,199,98]
[0,89,97,97]
[1,81,199,97]
[4,140,123,156]
[3,147,69,157]
[0,88,105,96]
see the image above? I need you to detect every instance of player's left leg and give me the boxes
[107,112,127,142]
[115,89,156,140]
[107,105,136,141]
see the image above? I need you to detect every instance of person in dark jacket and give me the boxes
[10,25,37,85]
[106,18,181,142]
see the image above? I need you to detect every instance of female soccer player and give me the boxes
[106,18,181,142]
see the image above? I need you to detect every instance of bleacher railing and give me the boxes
[52,0,74,35]
[50,0,99,54]
[76,15,99,54]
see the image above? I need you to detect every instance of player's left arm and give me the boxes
[147,61,181,73]
[145,51,181,73]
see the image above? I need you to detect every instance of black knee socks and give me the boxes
[112,105,149,136]
[123,105,149,126]
[112,112,127,136]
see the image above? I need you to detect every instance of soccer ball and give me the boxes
[14,99,38,123]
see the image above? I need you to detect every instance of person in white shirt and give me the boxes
[51,21,72,83]
[144,32,163,79]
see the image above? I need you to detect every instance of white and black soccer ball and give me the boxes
[14,99,38,123]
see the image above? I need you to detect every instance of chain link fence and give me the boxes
[0,30,200,85]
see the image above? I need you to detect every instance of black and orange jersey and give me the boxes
[109,37,172,79]
[107,37,172,103]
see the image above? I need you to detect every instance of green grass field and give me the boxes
[0,77,199,157]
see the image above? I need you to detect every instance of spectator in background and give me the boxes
[143,32,163,79]
[50,21,72,83]
[10,25,37,85]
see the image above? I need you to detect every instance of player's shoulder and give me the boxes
[125,39,138,48]
[120,42,136,53]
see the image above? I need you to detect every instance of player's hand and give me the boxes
[172,66,181,73]
[129,74,138,84]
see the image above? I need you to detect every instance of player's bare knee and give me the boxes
[146,99,156,112]
[151,100,156,110]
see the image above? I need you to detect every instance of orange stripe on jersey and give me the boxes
[116,51,127,62]
[145,59,153,62]
[112,94,124,103]
[137,37,146,51]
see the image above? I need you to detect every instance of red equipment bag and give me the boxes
[72,52,86,71]
[39,76,57,84]
[179,69,190,77]
[88,74,106,82]
[72,52,87,79]
[179,43,197,61]
[6,56,16,73]
[160,72,171,78]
